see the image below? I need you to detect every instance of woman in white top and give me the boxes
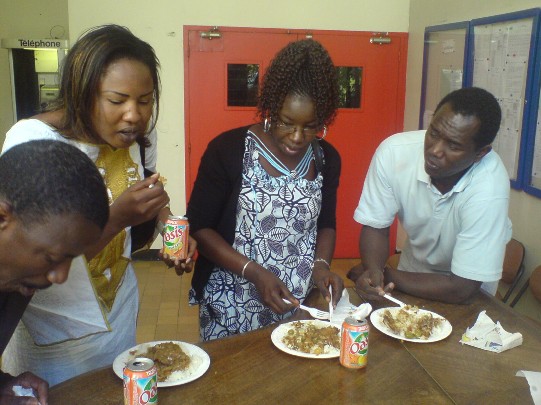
[1,24,195,386]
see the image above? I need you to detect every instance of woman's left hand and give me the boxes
[159,236,197,276]
[312,265,344,308]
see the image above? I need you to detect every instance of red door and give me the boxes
[184,27,407,258]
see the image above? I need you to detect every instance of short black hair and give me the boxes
[435,87,502,148]
[258,39,339,127]
[0,140,109,228]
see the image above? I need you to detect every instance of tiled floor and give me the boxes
[133,260,200,344]
[133,258,359,344]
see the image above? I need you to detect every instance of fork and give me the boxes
[282,299,330,320]
[383,293,406,307]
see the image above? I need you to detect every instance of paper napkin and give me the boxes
[459,310,523,353]
[12,386,41,405]
[516,370,541,405]
[329,289,372,326]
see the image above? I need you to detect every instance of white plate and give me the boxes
[112,341,210,387]
[271,320,341,359]
[370,307,452,343]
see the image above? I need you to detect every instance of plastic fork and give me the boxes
[282,299,330,320]
[383,293,406,307]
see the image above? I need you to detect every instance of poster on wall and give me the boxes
[419,23,469,130]
[472,18,532,181]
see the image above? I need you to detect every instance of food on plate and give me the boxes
[141,342,191,382]
[282,321,340,355]
[381,305,443,340]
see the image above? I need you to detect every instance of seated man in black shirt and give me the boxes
[0,140,109,404]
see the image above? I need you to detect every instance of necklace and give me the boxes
[249,131,313,178]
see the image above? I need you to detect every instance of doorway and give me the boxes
[184,26,407,258]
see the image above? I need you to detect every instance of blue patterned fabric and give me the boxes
[194,134,322,340]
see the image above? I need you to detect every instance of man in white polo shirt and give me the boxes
[347,87,512,304]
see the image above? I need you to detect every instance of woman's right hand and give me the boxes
[248,265,299,314]
[110,173,169,231]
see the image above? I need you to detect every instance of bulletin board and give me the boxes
[419,22,470,129]
[523,27,541,198]
[468,9,540,189]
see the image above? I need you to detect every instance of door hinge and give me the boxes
[370,32,391,45]
[200,26,222,40]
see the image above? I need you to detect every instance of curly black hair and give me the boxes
[435,87,501,148]
[258,39,339,128]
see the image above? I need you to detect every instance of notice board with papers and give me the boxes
[419,22,469,130]
[468,9,540,190]
[523,22,541,198]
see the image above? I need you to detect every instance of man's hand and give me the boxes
[350,264,394,301]
[0,372,48,405]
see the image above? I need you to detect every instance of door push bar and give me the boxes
[370,32,392,45]
[200,26,222,40]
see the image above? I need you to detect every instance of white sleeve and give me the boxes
[2,119,66,154]
[452,189,511,282]
[353,141,398,228]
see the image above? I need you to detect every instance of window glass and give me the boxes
[227,63,259,106]
[336,66,362,108]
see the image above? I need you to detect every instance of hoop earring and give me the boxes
[263,117,271,133]
[317,126,328,140]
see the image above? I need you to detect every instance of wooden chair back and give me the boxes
[500,238,525,303]
[529,265,541,303]
[510,265,541,307]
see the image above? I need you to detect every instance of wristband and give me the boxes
[313,257,331,269]
[241,260,253,279]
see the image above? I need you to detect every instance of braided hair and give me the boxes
[258,39,339,128]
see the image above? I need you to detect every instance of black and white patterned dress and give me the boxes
[198,134,322,340]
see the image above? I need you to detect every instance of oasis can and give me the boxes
[123,357,158,405]
[162,216,189,259]
[340,316,369,369]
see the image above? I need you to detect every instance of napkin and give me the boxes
[460,310,522,353]
[329,289,372,326]
[12,386,41,405]
[516,370,541,405]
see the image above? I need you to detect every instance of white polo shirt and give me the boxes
[354,130,512,294]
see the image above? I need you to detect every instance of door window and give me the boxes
[336,66,362,108]
[227,63,260,107]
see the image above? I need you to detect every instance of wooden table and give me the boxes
[49,289,540,404]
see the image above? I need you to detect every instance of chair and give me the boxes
[498,238,525,303]
[510,265,541,307]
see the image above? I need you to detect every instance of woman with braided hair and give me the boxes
[187,39,344,340]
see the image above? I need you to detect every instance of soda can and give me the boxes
[162,215,189,260]
[123,357,158,404]
[340,316,369,369]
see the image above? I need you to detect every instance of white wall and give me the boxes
[0,0,69,143]
[407,0,541,320]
